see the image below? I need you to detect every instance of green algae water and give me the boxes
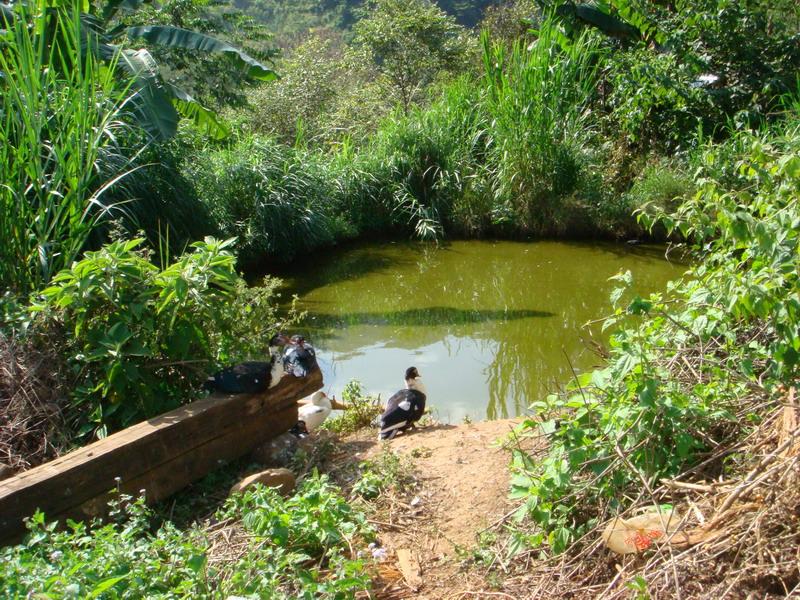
[277,240,685,422]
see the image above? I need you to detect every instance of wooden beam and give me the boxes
[0,368,321,545]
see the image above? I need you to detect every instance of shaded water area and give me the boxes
[276,240,686,422]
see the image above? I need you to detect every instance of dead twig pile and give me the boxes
[0,333,70,473]
[502,387,800,599]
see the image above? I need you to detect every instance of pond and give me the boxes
[275,240,686,423]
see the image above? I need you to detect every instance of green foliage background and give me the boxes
[230,0,497,47]
[0,475,374,599]
[2,0,800,592]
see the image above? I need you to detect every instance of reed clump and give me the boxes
[0,2,137,295]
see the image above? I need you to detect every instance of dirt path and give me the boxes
[343,419,532,599]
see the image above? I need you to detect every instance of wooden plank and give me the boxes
[0,368,321,544]
[75,404,300,520]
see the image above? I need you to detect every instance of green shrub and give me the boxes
[242,33,391,147]
[602,1,800,147]
[353,0,472,115]
[509,118,800,553]
[31,237,284,439]
[186,136,354,267]
[322,380,383,435]
[606,48,712,147]
[625,158,695,223]
[0,474,373,599]
[219,473,374,598]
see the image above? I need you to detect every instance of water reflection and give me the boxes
[277,240,685,422]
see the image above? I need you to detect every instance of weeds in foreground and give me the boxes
[322,380,383,435]
[351,447,417,502]
[0,474,374,599]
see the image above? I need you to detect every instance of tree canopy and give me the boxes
[354,0,470,114]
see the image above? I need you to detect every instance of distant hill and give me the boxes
[231,0,497,46]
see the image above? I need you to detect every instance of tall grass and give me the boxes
[482,22,601,233]
[351,77,487,239]
[172,21,624,261]
[186,135,353,266]
[96,140,214,255]
[0,0,137,294]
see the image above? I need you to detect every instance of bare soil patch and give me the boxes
[340,419,536,599]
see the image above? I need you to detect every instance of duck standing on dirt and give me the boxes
[204,333,291,394]
[378,367,427,440]
[282,335,317,377]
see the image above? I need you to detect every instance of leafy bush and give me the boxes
[606,48,713,147]
[226,472,374,555]
[625,158,695,221]
[669,1,800,126]
[601,0,800,147]
[322,380,383,435]
[509,118,800,553]
[31,237,284,439]
[218,473,374,598]
[353,0,472,114]
[243,33,391,147]
[0,474,373,599]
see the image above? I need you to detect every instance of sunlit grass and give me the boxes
[0,1,137,294]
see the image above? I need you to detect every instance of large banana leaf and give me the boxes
[119,49,179,140]
[126,25,277,81]
[117,47,228,140]
[168,83,230,141]
[130,77,180,140]
[554,0,665,44]
[574,4,640,39]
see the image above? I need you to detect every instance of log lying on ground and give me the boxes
[0,368,322,545]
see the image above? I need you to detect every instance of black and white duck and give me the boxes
[377,366,427,440]
[204,333,290,394]
[282,335,317,378]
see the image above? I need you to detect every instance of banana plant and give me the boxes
[545,0,666,45]
[3,0,277,140]
[93,0,277,140]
